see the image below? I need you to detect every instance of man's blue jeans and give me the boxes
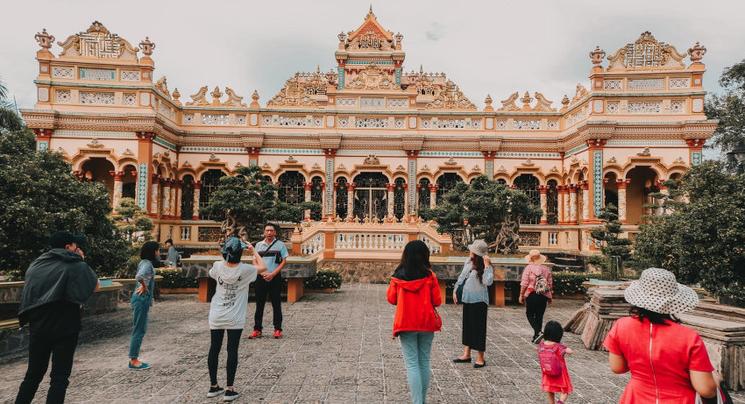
[399,331,434,404]
[128,293,151,359]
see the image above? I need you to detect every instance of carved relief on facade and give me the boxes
[187,86,209,106]
[346,63,395,90]
[155,77,171,99]
[56,21,138,60]
[607,31,686,70]
[268,68,334,107]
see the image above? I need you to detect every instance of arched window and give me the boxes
[199,169,226,220]
[496,178,507,185]
[604,172,619,211]
[81,158,115,204]
[418,178,431,211]
[352,172,388,220]
[514,174,541,224]
[436,173,463,204]
[278,171,305,204]
[121,165,137,199]
[393,177,406,220]
[335,178,348,218]
[310,176,323,221]
[181,175,194,220]
[547,179,558,225]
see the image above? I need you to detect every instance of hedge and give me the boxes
[552,271,617,296]
[305,270,342,289]
[158,268,198,289]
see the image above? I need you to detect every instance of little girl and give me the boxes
[538,321,573,404]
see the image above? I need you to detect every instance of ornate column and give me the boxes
[403,183,409,218]
[428,184,438,209]
[110,171,124,211]
[169,180,177,218]
[686,139,705,166]
[538,185,548,224]
[150,174,160,215]
[656,179,669,216]
[406,150,419,217]
[323,148,337,218]
[482,151,496,180]
[386,183,395,217]
[304,182,313,221]
[569,184,578,224]
[581,181,590,222]
[248,147,260,167]
[174,180,181,219]
[136,132,155,210]
[587,138,607,222]
[616,179,629,223]
[32,128,53,152]
[192,181,201,220]
[346,182,355,220]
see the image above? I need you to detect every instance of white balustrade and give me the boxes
[335,233,407,251]
[300,232,324,256]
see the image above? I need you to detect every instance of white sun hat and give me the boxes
[624,267,699,315]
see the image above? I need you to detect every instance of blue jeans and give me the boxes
[128,293,151,359]
[399,332,434,404]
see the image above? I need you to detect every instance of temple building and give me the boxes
[22,10,715,254]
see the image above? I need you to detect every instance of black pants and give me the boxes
[525,293,549,338]
[15,332,79,404]
[208,329,242,387]
[462,302,488,352]
[253,275,282,331]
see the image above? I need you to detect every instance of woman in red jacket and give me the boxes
[387,240,442,404]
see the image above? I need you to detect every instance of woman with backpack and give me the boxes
[452,240,493,368]
[386,240,442,404]
[520,249,553,344]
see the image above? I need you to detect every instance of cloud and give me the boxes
[425,22,445,41]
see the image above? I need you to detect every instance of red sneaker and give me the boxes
[273,330,283,339]
[247,330,261,339]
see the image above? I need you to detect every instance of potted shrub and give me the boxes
[305,270,342,293]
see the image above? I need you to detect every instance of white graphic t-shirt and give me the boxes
[208,261,258,330]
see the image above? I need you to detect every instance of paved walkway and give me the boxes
[1,284,742,403]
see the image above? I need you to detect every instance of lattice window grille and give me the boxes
[121,70,141,81]
[52,66,74,79]
[80,91,115,104]
[55,89,71,103]
[628,79,664,90]
[201,114,230,125]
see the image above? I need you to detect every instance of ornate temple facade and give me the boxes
[22,10,715,254]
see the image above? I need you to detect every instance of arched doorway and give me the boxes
[393,177,406,220]
[278,171,305,204]
[199,169,226,220]
[604,172,619,211]
[181,175,194,220]
[335,177,348,219]
[121,165,137,200]
[514,174,541,224]
[435,173,463,204]
[81,157,115,204]
[353,172,388,220]
[625,166,658,224]
[418,178,431,211]
[310,176,324,221]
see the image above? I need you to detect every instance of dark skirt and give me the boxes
[462,302,488,352]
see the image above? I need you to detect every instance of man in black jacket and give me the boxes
[15,231,98,404]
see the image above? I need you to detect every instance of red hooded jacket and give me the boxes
[386,271,442,337]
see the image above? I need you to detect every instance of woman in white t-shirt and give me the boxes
[206,236,266,401]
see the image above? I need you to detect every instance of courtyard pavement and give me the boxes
[1,284,743,404]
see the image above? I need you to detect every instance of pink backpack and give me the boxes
[538,343,562,377]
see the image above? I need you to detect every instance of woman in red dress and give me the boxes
[603,268,719,403]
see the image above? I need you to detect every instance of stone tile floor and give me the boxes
[1,283,743,403]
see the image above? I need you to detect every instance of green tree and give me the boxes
[589,204,632,280]
[632,162,745,305]
[422,175,541,253]
[112,197,153,244]
[706,59,745,170]
[0,79,24,133]
[201,165,320,242]
[0,129,130,279]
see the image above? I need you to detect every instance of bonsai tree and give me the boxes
[422,175,541,254]
[589,204,632,280]
[112,197,153,244]
[201,165,320,242]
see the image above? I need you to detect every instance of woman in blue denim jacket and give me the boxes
[452,240,493,368]
[128,241,159,370]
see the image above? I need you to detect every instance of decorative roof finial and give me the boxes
[484,94,494,112]
[139,36,155,56]
[250,90,260,108]
[369,4,374,16]
[521,91,533,110]
[589,46,606,66]
[211,86,223,105]
[34,28,55,49]
[687,42,707,63]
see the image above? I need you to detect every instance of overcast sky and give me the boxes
[1,0,744,122]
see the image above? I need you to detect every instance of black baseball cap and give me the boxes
[49,231,87,249]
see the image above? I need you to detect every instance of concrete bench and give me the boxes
[430,256,532,307]
[182,256,317,303]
